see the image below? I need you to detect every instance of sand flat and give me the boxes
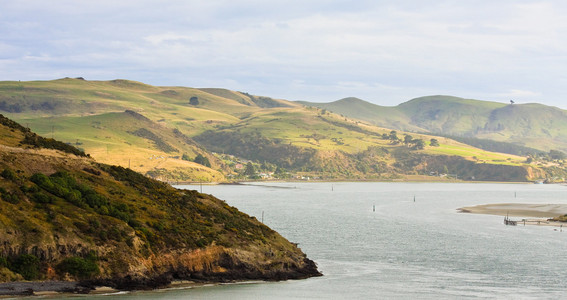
[458,203,567,218]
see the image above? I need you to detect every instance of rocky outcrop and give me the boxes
[82,245,320,291]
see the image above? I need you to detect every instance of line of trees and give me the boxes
[381,131,425,150]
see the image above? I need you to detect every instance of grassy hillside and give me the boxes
[0,79,563,182]
[303,96,567,154]
[0,114,320,290]
[298,97,419,131]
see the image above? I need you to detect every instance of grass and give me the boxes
[0,78,558,181]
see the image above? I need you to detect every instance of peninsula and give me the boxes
[0,114,321,295]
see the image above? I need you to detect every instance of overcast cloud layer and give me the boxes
[1,0,567,107]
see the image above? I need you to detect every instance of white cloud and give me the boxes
[1,1,567,107]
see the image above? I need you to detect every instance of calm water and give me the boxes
[66,182,567,299]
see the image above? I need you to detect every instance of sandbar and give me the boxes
[458,203,567,218]
[458,203,567,227]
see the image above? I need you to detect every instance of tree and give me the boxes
[430,138,440,147]
[549,150,566,160]
[412,139,425,150]
[189,96,199,106]
[194,154,211,167]
[403,134,413,146]
[244,162,255,176]
[389,131,399,143]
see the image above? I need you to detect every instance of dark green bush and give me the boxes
[0,257,8,268]
[56,256,98,279]
[2,193,20,204]
[30,192,54,204]
[21,133,87,157]
[12,254,40,280]
[1,168,17,181]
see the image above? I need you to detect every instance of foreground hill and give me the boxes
[0,79,564,182]
[302,96,567,153]
[0,114,320,294]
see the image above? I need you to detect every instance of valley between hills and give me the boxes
[2,78,567,183]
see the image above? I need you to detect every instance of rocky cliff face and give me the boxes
[0,114,321,291]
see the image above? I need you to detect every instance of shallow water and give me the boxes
[65,182,567,299]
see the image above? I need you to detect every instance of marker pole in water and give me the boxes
[373,205,375,212]
[262,211,264,223]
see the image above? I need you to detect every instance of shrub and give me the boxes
[31,192,54,204]
[194,154,211,167]
[0,257,8,268]
[1,168,17,181]
[2,193,19,204]
[56,256,98,279]
[12,254,40,280]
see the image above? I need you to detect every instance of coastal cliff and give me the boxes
[0,114,320,294]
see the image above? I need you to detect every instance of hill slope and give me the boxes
[303,96,567,153]
[0,79,563,182]
[0,114,320,292]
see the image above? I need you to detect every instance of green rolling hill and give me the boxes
[303,95,567,153]
[0,78,565,182]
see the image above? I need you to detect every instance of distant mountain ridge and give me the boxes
[301,95,567,153]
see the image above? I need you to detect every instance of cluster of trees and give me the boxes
[182,153,212,167]
[381,131,426,150]
[194,131,316,169]
[526,149,567,163]
[0,250,98,281]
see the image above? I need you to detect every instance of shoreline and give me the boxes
[174,179,546,186]
[0,279,269,297]
[458,203,567,227]
[0,281,90,297]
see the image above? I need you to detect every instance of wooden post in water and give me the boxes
[262,211,264,223]
[373,205,375,212]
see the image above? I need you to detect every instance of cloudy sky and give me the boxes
[1,0,567,107]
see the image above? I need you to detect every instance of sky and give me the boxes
[1,0,567,107]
